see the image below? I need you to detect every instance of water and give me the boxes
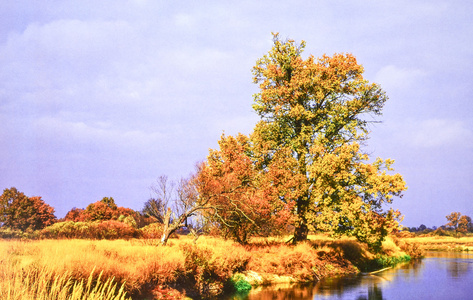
[230,252,473,300]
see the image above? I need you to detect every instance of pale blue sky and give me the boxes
[1,1,472,227]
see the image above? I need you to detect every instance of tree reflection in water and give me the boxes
[427,251,472,279]
[356,284,384,300]
[228,274,388,300]
[227,252,473,300]
[447,259,471,278]
[229,278,388,300]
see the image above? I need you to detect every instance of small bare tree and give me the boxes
[149,173,209,245]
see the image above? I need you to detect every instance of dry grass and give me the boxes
[243,234,381,283]
[401,235,473,252]
[0,234,410,299]
[0,265,129,300]
[0,239,186,298]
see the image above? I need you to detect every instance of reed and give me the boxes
[0,266,129,300]
[0,239,186,298]
[0,234,410,298]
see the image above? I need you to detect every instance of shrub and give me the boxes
[396,241,424,259]
[231,274,252,293]
[140,223,164,239]
[94,221,139,239]
[374,254,411,268]
[40,221,139,240]
[40,221,87,239]
[179,241,250,298]
[431,228,452,237]
[0,227,28,239]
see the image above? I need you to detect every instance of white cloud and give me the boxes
[34,116,165,150]
[375,65,427,91]
[407,119,472,148]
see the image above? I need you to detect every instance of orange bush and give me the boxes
[140,223,164,239]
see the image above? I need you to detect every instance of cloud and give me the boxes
[34,116,165,151]
[406,119,472,148]
[375,65,427,91]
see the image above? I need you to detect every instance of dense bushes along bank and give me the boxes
[0,220,168,240]
[0,235,419,299]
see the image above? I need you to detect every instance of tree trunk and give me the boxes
[293,199,309,243]
[293,218,309,243]
[160,208,172,245]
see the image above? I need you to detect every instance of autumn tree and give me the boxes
[66,197,136,223]
[64,207,86,222]
[0,187,57,231]
[199,34,406,249]
[446,212,471,237]
[83,197,119,221]
[446,212,461,235]
[197,134,294,243]
[459,215,472,234]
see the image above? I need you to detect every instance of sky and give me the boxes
[1,1,472,228]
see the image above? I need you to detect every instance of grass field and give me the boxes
[0,235,413,299]
[401,235,473,252]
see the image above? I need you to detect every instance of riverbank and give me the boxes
[401,235,473,252]
[0,235,414,299]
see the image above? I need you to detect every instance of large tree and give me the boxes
[250,34,406,245]
[0,187,57,231]
[197,34,406,249]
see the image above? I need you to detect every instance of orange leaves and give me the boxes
[64,197,136,223]
[0,187,57,231]
[197,134,294,243]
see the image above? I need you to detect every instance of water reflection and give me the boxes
[355,284,384,300]
[228,252,473,300]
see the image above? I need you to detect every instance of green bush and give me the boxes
[231,274,252,293]
[0,227,24,239]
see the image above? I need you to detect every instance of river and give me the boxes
[229,251,473,300]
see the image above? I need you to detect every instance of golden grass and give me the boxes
[0,265,129,300]
[0,239,186,298]
[7,239,185,289]
[0,234,410,298]
[401,235,473,252]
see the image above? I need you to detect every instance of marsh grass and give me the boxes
[0,234,411,299]
[0,266,129,300]
[0,239,186,298]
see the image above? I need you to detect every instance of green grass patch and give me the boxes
[375,254,411,268]
[231,274,252,293]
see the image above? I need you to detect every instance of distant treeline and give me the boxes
[406,212,473,237]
